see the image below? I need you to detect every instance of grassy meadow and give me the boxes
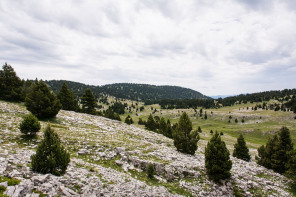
[99,98,296,152]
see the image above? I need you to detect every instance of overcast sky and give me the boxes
[1,0,296,96]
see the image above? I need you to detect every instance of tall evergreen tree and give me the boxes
[57,83,79,111]
[81,88,96,115]
[159,117,167,135]
[173,112,200,155]
[233,134,251,161]
[166,119,173,138]
[271,127,294,173]
[25,80,62,119]
[0,63,24,102]
[31,125,70,176]
[145,114,156,131]
[205,131,232,183]
[286,149,296,184]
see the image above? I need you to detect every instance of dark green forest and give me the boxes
[45,80,210,102]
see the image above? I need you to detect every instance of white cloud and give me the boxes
[0,0,296,96]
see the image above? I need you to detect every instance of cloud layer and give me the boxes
[1,0,296,95]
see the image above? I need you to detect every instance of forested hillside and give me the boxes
[45,80,210,101]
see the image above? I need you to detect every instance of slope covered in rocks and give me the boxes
[0,101,293,197]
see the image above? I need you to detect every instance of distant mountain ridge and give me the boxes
[45,80,211,101]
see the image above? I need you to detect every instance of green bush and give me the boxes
[31,125,70,176]
[147,163,155,179]
[205,131,232,183]
[19,114,40,135]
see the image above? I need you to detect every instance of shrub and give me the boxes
[233,134,251,161]
[31,125,70,176]
[19,114,40,135]
[205,131,232,183]
[147,163,155,179]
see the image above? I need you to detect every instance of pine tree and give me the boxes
[25,80,62,119]
[31,125,70,176]
[57,83,79,111]
[205,131,232,183]
[286,149,296,184]
[166,119,173,138]
[145,114,156,131]
[233,134,251,161]
[159,117,167,135]
[173,112,200,155]
[81,88,96,115]
[257,127,293,173]
[19,114,40,135]
[0,63,24,102]
[271,127,293,173]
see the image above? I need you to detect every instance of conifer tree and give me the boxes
[25,80,62,119]
[0,63,24,102]
[205,131,232,183]
[57,83,79,111]
[145,114,156,131]
[271,127,293,173]
[233,134,251,161]
[286,150,296,184]
[19,114,40,135]
[159,117,167,135]
[31,125,70,176]
[81,88,96,115]
[166,119,173,138]
[257,127,293,173]
[173,112,200,155]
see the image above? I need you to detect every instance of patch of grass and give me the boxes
[127,168,194,197]
[32,189,48,197]
[0,176,21,186]
[233,186,244,197]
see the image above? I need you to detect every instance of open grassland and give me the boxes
[109,98,296,151]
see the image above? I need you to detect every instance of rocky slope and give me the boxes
[0,101,293,197]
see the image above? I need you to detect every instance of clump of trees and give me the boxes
[19,114,40,135]
[205,131,232,183]
[124,115,133,125]
[25,80,62,119]
[233,134,251,162]
[0,63,24,102]
[145,114,173,138]
[173,112,200,155]
[257,127,294,174]
[31,125,70,176]
[103,109,121,121]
